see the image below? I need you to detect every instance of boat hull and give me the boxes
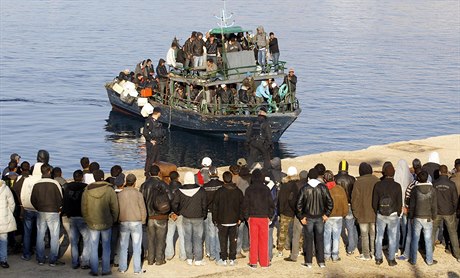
[107,88,300,142]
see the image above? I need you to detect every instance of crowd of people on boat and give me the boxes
[1,149,460,274]
[112,27,297,115]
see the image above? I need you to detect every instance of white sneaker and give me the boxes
[195,260,206,266]
[228,260,236,266]
[216,259,227,266]
[186,259,193,266]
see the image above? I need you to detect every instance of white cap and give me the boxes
[184,172,195,184]
[271,82,277,88]
[261,81,268,87]
[201,157,212,167]
[287,166,298,177]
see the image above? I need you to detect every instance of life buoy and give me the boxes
[278,84,288,99]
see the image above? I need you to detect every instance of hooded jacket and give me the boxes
[118,187,147,224]
[62,181,87,217]
[0,182,16,233]
[255,26,268,48]
[156,59,168,81]
[203,178,223,212]
[352,172,380,223]
[335,171,355,204]
[408,182,437,220]
[31,177,62,213]
[140,176,172,218]
[433,175,458,216]
[243,179,275,219]
[82,181,119,230]
[277,180,298,217]
[172,183,207,219]
[296,179,333,220]
[212,183,244,225]
[372,177,402,216]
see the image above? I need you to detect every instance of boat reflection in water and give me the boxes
[105,111,296,169]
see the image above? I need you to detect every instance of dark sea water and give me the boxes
[1,0,459,176]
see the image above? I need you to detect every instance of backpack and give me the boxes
[153,186,171,214]
[379,195,393,216]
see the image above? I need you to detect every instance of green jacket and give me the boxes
[82,181,119,230]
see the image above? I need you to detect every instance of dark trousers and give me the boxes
[147,219,168,263]
[247,140,271,169]
[144,141,160,175]
[218,224,238,260]
[303,217,325,264]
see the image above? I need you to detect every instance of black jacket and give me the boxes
[246,117,272,145]
[372,177,402,216]
[212,183,244,225]
[62,181,87,217]
[422,162,440,181]
[335,171,355,204]
[269,37,279,54]
[169,180,182,194]
[31,177,63,213]
[243,181,274,219]
[172,183,207,219]
[409,182,437,220]
[296,179,333,220]
[433,176,458,216]
[277,180,298,217]
[156,60,169,81]
[143,116,165,143]
[203,178,223,212]
[140,176,172,216]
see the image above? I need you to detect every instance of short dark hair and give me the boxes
[110,165,122,177]
[146,59,152,63]
[308,168,319,179]
[412,158,422,169]
[170,171,179,181]
[41,164,52,175]
[269,32,274,36]
[223,171,233,183]
[52,167,62,178]
[439,165,448,175]
[229,165,240,175]
[149,165,161,176]
[8,161,17,171]
[314,163,326,176]
[20,161,30,173]
[455,158,460,168]
[323,170,334,182]
[89,162,100,173]
[417,170,428,183]
[93,170,105,181]
[80,157,90,168]
[73,170,83,182]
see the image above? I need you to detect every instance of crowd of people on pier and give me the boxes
[1,150,460,275]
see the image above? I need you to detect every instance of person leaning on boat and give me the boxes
[246,108,273,170]
[143,107,166,177]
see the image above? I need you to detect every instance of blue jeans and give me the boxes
[165,215,186,260]
[204,212,220,260]
[183,217,204,261]
[397,214,408,251]
[402,217,412,257]
[410,218,434,264]
[22,209,38,259]
[89,228,112,274]
[324,217,343,260]
[69,217,90,267]
[341,206,358,253]
[193,56,204,68]
[272,52,280,68]
[375,213,399,261]
[0,233,7,262]
[258,48,267,67]
[36,212,60,264]
[119,222,143,273]
[237,222,249,253]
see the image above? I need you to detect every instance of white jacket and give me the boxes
[0,181,17,234]
[166,47,177,67]
[20,175,40,211]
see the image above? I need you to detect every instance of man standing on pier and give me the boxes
[246,108,273,170]
[143,107,166,177]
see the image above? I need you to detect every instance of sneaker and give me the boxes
[236,252,246,259]
[284,257,297,262]
[38,261,45,266]
[388,260,397,266]
[20,255,31,261]
[397,255,408,261]
[247,263,257,269]
[356,254,371,261]
[325,257,331,262]
[332,257,341,263]
[375,259,383,265]
[49,260,65,267]
[301,263,312,268]
[277,251,283,257]
[0,261,9,268]
[209,257,216,262]
[186,259,193,266]
[346,251,354,256]
[118,269,126,273]
[319,263,326,268]
[134,270,147,274]
[81,265,90,270]
[228,260,236,266]
[102,271,112,276]
[216,259,227,266]
[409,260,416,265]
[194,260,206,266]
[427,260,438,266]
[155,260,166,266]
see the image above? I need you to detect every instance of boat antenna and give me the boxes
[214,0,234,28]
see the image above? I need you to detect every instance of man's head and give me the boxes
[323,170,334,183]
[338,160,349,173]
[383,163,395,178]
[201,157,212,167]
[20,161,30,175]
[223,171,233,183]
[89,162,100,173]
[10,153,20,163]
[52,167,62,178]
[152,107,161,119]
[314,163,326,176]
[439,165,448,176]
[455,158,460,171]
[80,157,90,169]
[149,165,161,177]
[308,168,319,180]
[412,158,422,170]
[73,170,83,182]
[229,165,240,175]
[8,161,17,172]
[125,173,137,187]
[41,164,52,176]
[417,170,429,183]
[358,162,373,176]
[93,170,105,182]
[269,32,274,38]
[170,171,179,181]
[37,150,50,164]
[288,68,295,76]
[209,166,218,178]
[110,165,122,177]
[146,59,152,66]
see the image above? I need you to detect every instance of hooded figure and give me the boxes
[423,152,441,181]
[394,160,413,202]
[269,157,286,185]
[32,150,51,176]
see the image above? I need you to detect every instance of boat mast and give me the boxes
[214,0,235,79]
